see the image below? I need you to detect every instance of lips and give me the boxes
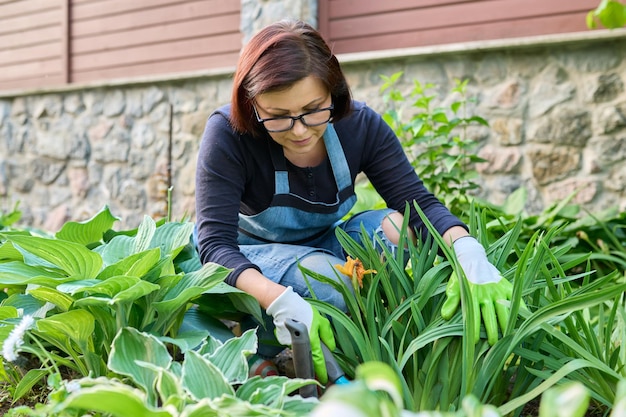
[291,137,312,146]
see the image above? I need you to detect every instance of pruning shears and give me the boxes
[285,318,349,398]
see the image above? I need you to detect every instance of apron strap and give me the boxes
[268,123,352,196]
[323,124,352,192]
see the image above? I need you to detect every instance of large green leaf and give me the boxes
[67,281,159,326]
[198,282,263,323]
[151,221,195,260]
[7,235,102,278]
[56,383,173,417]
[0,306,18,320]
[205,328,257,383]
[134,216,157,253]
[159,330,210,353]
[55,206,120,246]
[181,349,234,400]
[96,248,161,280]
[61,275,159,301]
[1,293,47,317]
[178,401,220,417]
[108,327,172,401]
[111,280,161,304]
[95,220,193,268]
[96,234,137,266]
[27,286,74,312]
[152,262,229,314]
[36,309,95,350]
[180,309,240,347]
[0,261,68,286]
[56,279,108,295]
[236,375,318,406]
[0,240,23,261]
[155,367,185,409]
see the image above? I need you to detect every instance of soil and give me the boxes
[518,397,607,417]
[0,385,41,416]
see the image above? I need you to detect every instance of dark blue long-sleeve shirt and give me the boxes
[195,101,467,286]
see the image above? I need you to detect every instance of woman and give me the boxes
[195,20,511,383]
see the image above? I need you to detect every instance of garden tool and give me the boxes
[285,318,349,398]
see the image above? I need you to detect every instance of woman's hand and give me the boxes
[441,236,513,345]
[266,286,336,383]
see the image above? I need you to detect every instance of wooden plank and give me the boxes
[73,1,238,37]
[0,8,60,35]
[328,0,599,39]
[0,26,61,49]
[71,51,239,83]
[0,74,65,91]
[72,14,239,54]
[0,57,62,80]
[71,33,242,71]
[0,0,58,18]
[70,0,103,4]
[331,12,594,54]
[0,42,61,66]
[72,0,238,20]
[328,0,483,19]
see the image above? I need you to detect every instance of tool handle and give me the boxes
[321,343,348,385]
[285,318,318,398]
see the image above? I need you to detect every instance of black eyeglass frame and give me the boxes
[253,103,335,132]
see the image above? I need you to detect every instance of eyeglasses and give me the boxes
[253,104,334,132]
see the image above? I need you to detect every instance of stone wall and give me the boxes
[341,33,626,216]
[1,32,625,231]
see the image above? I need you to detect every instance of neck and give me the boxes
[284,140,327,168]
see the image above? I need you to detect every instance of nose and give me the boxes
[290,117,308,135]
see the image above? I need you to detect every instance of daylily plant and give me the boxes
[335,256,377,290]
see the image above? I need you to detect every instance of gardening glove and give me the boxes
[266,286,336,384]
[441,236,513,345]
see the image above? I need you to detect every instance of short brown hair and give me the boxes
[230,20,352,137]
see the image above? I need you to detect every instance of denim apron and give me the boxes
[239,123,356,244]
[238,124,357,280]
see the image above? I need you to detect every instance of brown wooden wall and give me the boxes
[0,0,241,92]
[0,0,604,93]
[318,0,601,54]
[0,0,68,91]
[70,0,241,84]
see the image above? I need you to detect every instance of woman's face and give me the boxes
[254,76,331,163]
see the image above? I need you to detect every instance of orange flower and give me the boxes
[335,256,377,288]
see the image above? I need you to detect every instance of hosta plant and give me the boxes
[0,206,235,401]
[7,327,318,417]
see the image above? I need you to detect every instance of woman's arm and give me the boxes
[235,268,286,308]
[442,225,470,246]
